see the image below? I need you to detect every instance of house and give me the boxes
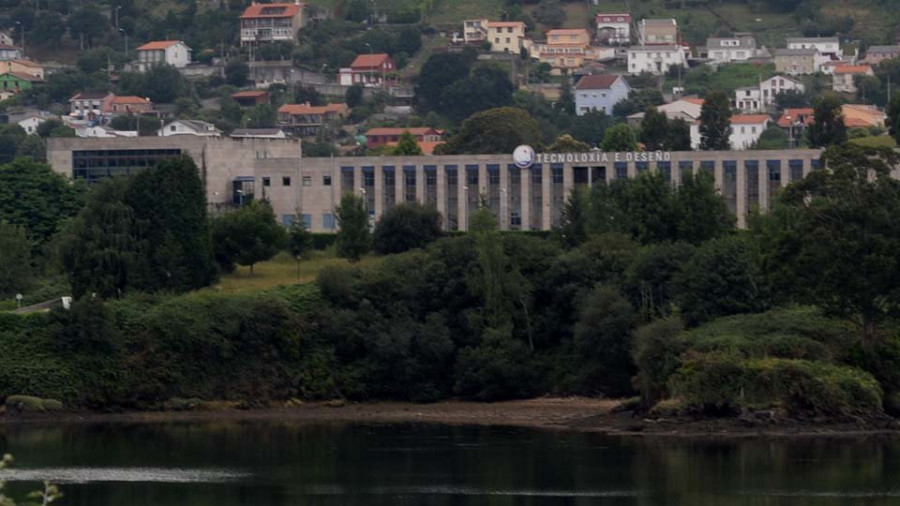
[461,19,489,45]
[339,54,395,88]
[833,65,874,93]
[627,45,687,75]
[787,37,840,58]
[639,19,678,45]
[3,59,44,79]
[777,108,814,147]
[730,114,770,150]
[364,127,444,150]
[108,96,153,115]
[705,34,758,63]
[865,45,900,65]
[69,92,115,120]
[532,29,601,74]
[628,97,704,148]
[76,125,138,138]
[734,75,805,112]
[239,1,306,47]
[232,90,270,107]
[0,44,22,61]
[0,71,40,93]
[0,32,13,47]
[574,74,630,116]
[230,128,286,139]
[842,104,886,129]
[277,102,349,136]
[134,40,192,72]
[17,114,55,135]
[595,13,631,45]
[775,48,827,75]
[485,21,526,53]
[158,120,222,137]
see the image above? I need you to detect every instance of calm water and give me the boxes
[1,421,899,505]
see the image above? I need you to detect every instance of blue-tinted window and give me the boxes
[615,162,628,179]
[323,213,335,230]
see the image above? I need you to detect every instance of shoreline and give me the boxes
[2,398,899,438]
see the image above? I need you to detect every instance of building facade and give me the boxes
[486,21,526,53]
[339,53,395,88]
[705,34,758,63]
[628,45,686,75]
[48,138,842,231]
[775,48,825,75]
[734,75,805,112]
[595,13,631,45]
[240,2,306,47]
[833,65,873,93]
[277,103,348,136]
[787,37,840,57]
[639,19,678,45]
[574,74,630,115]
[865,45,900,65]
[134,40,192,72]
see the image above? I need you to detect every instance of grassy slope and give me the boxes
[209,251,382,294]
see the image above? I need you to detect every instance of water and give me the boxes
[1,421,899,505]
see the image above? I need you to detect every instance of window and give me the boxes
[323,175,332,186]
[323,213,335,230]
[262,177,270,187]
[170,125,176,131]
[506,37,510,43]
[751,126,757,133]
[741,126,746,134]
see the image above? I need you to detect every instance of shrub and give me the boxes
[454,326,539,401]
[373,203,442,254]
[631,316,686,405]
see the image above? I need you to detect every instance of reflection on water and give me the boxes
[0,421,898,505]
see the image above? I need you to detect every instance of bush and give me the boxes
[631,316,686,406]
[454,326,539,401]
[372,203,442,254]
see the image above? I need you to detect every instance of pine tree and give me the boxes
[808,94,847,148]
[700,90,732,150]
[335,193,371,262]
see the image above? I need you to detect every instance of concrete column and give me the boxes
[541,164,552,230]
[415,165,425,204]
[520,169,531,231]
[562,164,573,202]
[499,165,510,231]
[627,161,637,178]
[458,171,467,232]
[758,163,769,211]
[353,166,362,196]
[736,162,748,229]
[780,159,790,189]
[714,160,724,194]
[374,166,384,220]
[803,158,812,178]
[395,166,405,204]
[478,164,488,201]
[436,165,447,231]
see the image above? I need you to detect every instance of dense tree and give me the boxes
[631,316,685,406]
[373,203,442,254]
[391,131,424,155]
[225,60,250,87]
[554,186,591,248]
[439,64,514,121]
[612,88,664,118]
[699,90,732,150]
[639,107,669,150]
[624,242,696,320]
[808,93,847,148]
[68,6,107,47]
[600,123,637,152]
[345,84,364,108]
[753,126,790,150]
[668,118,693,151]
[673,171,734,244]
[887,94,900,145]
[0,221,33,297]
[335,193,370,261]
[775,89,811,110]
[244,104,277,128]
[211,200,286,275]
[573,285,634,395]
[0,159,84,244]
[547,134,589,153]
[569,110,613,147]
[437,107,540,155]
[415,51,476,112]
[31,11,66,48]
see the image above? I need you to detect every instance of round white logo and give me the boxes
[513,145,535,169]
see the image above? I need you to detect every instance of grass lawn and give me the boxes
[849,135,897,148]
[429,0,504,26]
[209,250,382,294]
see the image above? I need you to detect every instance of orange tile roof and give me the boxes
[2,71,40,81]
[385,140,445,155]
[844,117,873,127]
[232,90,269,98]
[682,97,705,105]
[834,65,872,74]
[776,108,815,128]
[240,3,300,19]
[350,53,391,68]
[111,95,151,104]
[136,40,182,51]
[548,29,589,35]
[278,103,347,115]
[731,114,770,124]
[365,127,436,137]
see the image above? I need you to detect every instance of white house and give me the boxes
[0,44,22,61]
[134,40,192,72]
[76,125,138,138]
[158,120,221,137]
[230,128,287,139]
[574,74,630,116]
[729,114,770,150]
[17,114,55,135]
[595,13,631,45]
[705,34,758,63]
[787,37,840,58]
[627,45,687,75]
[628,97,704,149]
[734,75,806,112]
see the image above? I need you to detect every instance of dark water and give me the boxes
[1,421,899,505]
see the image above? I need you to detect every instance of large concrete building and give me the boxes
[49,138,846,231]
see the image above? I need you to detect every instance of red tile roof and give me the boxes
[111,95,151,105]
[575,74,623,90]
[487,21,525,28]
[136,40,182,51]
[844,117,873,127]
[240,3,300,19]
[731,114,770,124]
[365,127,437,137]
[548,29,589,35]
[278,103,347,115]
[2,71,41,81]
[776,108,814,128]
[350,53,391,69]
[834,65,872,74]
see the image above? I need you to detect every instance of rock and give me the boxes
[325,399,346,408]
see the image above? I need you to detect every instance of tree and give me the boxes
[639,107,669,150]
[775,89,810,110]
[699,90,732,150]
[287,215,312,260]
[437,107,540,155]
[415,51,476,112]
[808,93,847,148]
[211,200,286,275]
[335,193,370,261]
[0,159,84,245]
[345,84,364,108]
[390,130,424,155]
[569,109,613,147]
[554,186,590,248]
[887,94,900,145]
[0,221,33,297]
[244,104,277,128]
[600,123,637,151]
[67,6,106,47]
[225,60,250,87]
[373,203,442,254]
[573,285,634,395]
[439,64,514,121]
[667,118,693,151]
[31,11,65,48]
[547,134,589,153]
[532,0,566,27]
[753,125,789,150]
[672,171,734,244]
[16,135,46,162]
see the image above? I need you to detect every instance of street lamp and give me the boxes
[365,42,373,54]
[115,5,122,31]
[119,29,128,58]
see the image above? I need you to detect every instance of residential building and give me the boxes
[230,128,287,139]
[787,37,840,58]
[277,102,349,136]
[775,48,827,75]
[461,19,489,45]
[595,13,631,45]
[69,92,115,120]
[108,96,154,115]
[158,120,222,137]
[47,137,826,231]
[134,40,192,72]
[364,127,444,150]
[3,59,43,79]
[864,45,900,65]
[339,53,396,88]
[842,104,886,129]
[18,114,55,135]
[627,45,687,75]
[232,90,270,107]
[639,19,678,45]
[628,98,704,148]
[777,108,814,147]
[833,65,874,93]
[0,32,13,47]
[0,71,40,93]
[574,74,630,115]
[533,29,605,74]
[76,125,138,138]
[729,114,770,150]
[705,34,758,63]
[240,1,306,47]
[486,21,526,53]
[734,75,805,112]
[0,44,22,61]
